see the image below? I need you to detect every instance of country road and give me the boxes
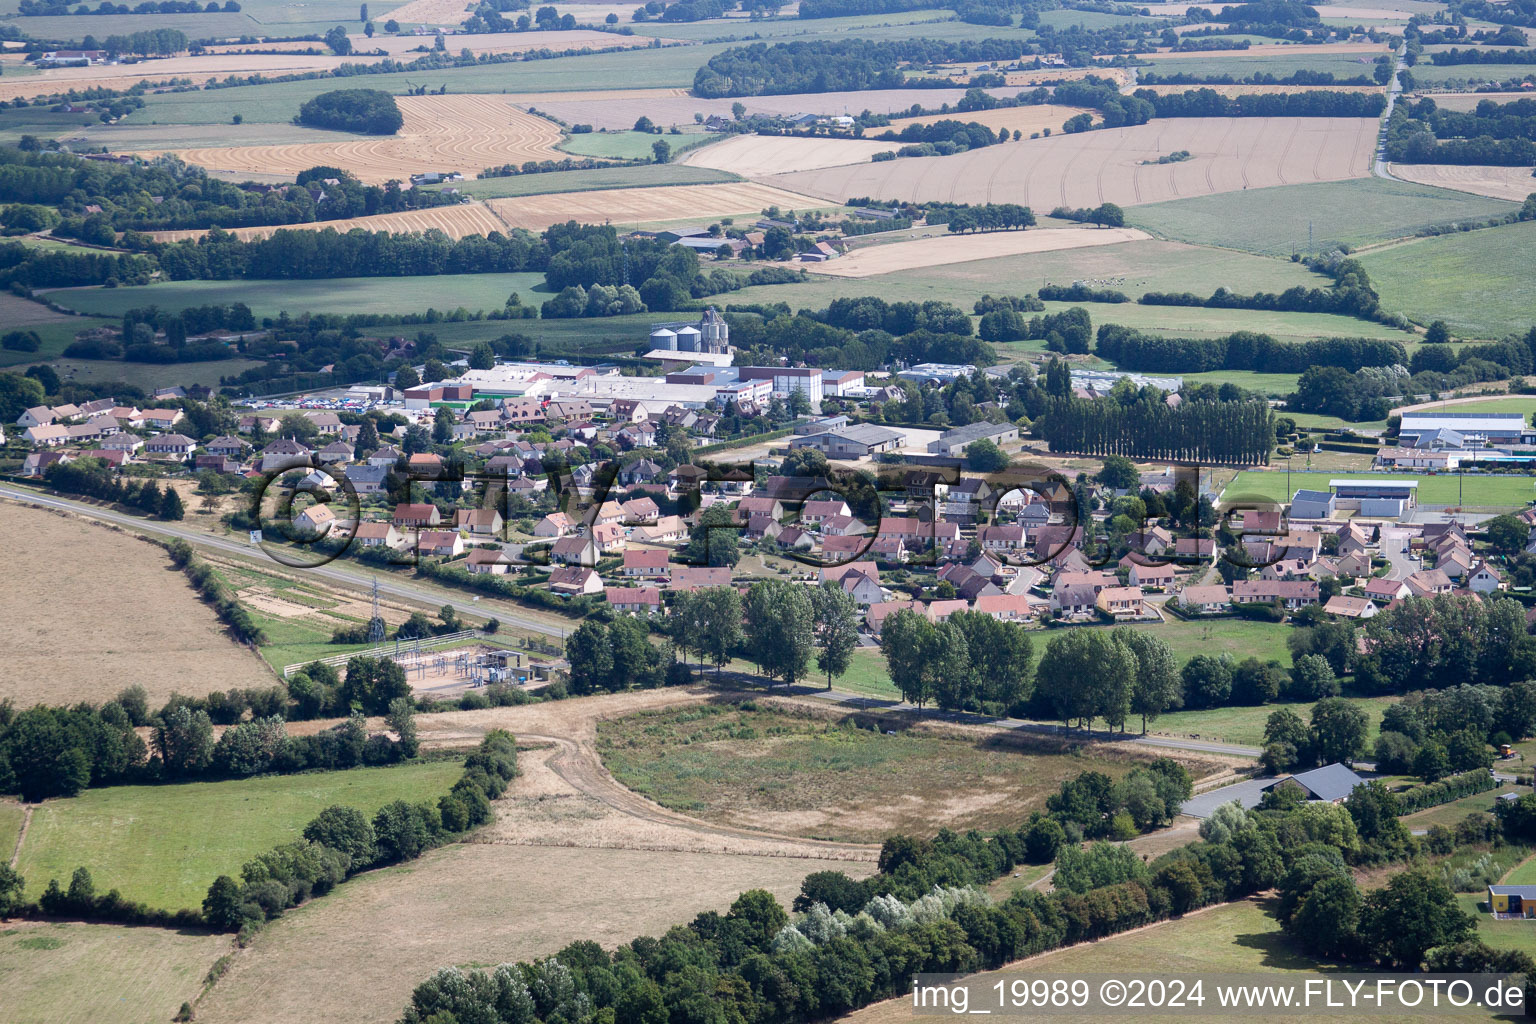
[0,483,573,642]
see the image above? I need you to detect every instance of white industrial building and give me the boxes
[1399,412,1536,447]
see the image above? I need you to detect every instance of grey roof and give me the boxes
[1291,488,1333,504]
[936,421,1015,445]
[1407,427,1465,448]
[1490,884,1536,896]
[813,424,903,446]
[1282,763,1364,802]
[345,464,391,484]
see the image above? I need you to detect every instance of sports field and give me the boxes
[1129,177,1518,256]
[1359,220,1536,340]
[0,921,229,1024]
[766,117,1378,209]
[1222,469,1536,508]
[14,760,464,911]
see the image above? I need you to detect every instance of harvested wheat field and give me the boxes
[195,843,871,1024]
[1388,163,1536,202]
[531,87,983,132]
[355,28,666,54]
[0,52,414,101]
[484,181,831,229]
[682,135,893,175]
[808,227,1152,278]
[158,94,565,185]
[766,116,1379,209]
[888,103,1095,137]
[148,200,512,242]
[1416,91,1534,111]
[379,0,472,22]
[1158,0,1416,14]
[0,502,274,707]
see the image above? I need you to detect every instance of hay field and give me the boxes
[0,503,274,706]
[531,87,981,131]
[888,102,1094,136]
[766,116,1379,209]
[356,28,665,53]
[484,180,830,229]
[807,227,1151,277]
[1151,40,1390,57]
[0,921,229,1024]
[1388,163,1536,202]
[681,135,892,175]
[157,94,565,185]
[1418,91,1534,111]
[148,200,511,241]
[379,0,472,21]
[194,843,870,1024]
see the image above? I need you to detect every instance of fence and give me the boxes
[281,628,481,678]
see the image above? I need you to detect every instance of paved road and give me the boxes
[1373,50,1408,181]
[1379,524,1418,581]
[0,484,572,643]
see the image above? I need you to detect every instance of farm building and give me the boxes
[1328,479,1417,519]
[789,424,904,458]
[927,421,1019,456]
[1263,763,1364,804]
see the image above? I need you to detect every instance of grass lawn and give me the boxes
[48,272,549,321]
[444,163,738,198]
[1286,410,1391,432]
[1148,695,1394,748]
[1129,177,1517,258]
[1223,469,1536,508]
[596,702,1208,842]
[0,921,229,1024]
[14,760,463,911]
[1358,221,1536,340]
[1178,368,1302,397]
[130,44,734,125]
[0,801,24,859]
[1401,785,1520,832]
[1460,893,1536,958]
[557,129,714,160]
[44,354,267,393]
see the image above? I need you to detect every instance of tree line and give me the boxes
[1094,325,1407,374]
[1428,46,1536,65]
[1039,393,1275,464]
[1134,86,1386,118]
[691,38,1034,97]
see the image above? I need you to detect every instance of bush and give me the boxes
[297,89,404,135]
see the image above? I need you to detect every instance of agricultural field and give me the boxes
[596,703,1219,842]
[0,503,275,708]
[126,44,737,126]
[888,103,1096,136]
[14,760,464,911]
[1129,176,1520,256]
[147,200,512,242]
[1387,163,1536,204]
[50,271,546,320]
[483,180,832,230]
[765,117,1379,209]
[558,128,714,160]
[1222,469,1536,508]
[804,227,1153,277]
[149,94,567,185]
[1407,63,1536,87]
[0,921,230,1024]
[194,841,869,1024]
[682,135,895,176]
[530,87,983,132]
[1139,48,1394,80]
[1358,220,1536,339]
[447,163,739,198]
[1417,92,1534,112]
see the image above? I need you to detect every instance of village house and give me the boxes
[606,586,663,616]
[1324,595,1378,619]
[144,433,197,458]
[622,548,672,578]
[1232,579,1321,609]
[417,530,464,558]
[550,566,603,595]
[1362,577,1411,602]
[973,593,1039,622]
[1181,584,1231,614]
[592,522,626,554]
[1124,560,1177,590]
[354,522,406,550]
[550,535,600,566]
[1096,586,1145,618]
[1405,568,1454,598]
[669,566,734,591]
[1469,561,1506,595]
[978,524,1026,553]
[454,508,505,536]
[535,512,576,538]
[1051,585,1099,617]
[392,503,442,528]
[466,548,516,575]
[293,503,338,534]
[261,439,314,473]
